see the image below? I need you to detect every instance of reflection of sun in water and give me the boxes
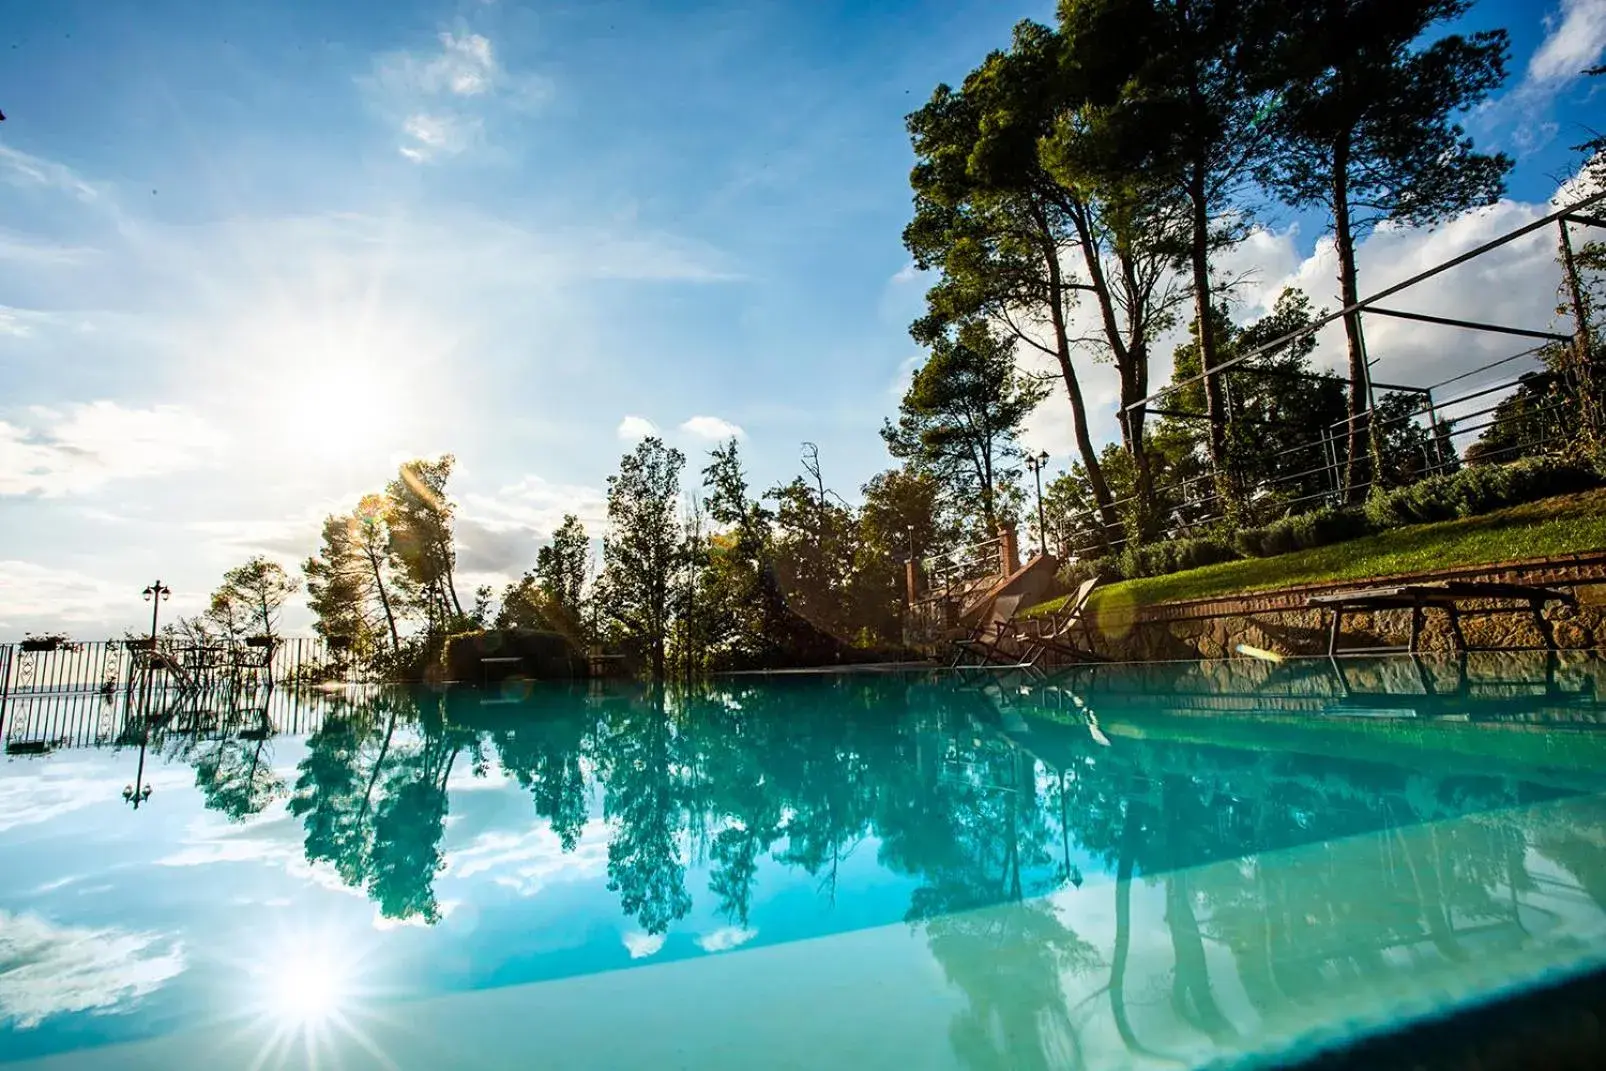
[230,925,395,1071]
[263,942,350,1027]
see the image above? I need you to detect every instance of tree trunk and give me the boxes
[1559,218,1602,443]
[364,544,401,654]
[1071,203,1158,542]
[1332,140,1374,504]
[1043,240,1120,541]
[441,541,464,619]
[1188,164,1231,510]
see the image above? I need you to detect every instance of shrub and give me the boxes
[1116,535,1239,579]
[1365,457,1600,529]
[1233,507,1373,558]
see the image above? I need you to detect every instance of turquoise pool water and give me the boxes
[3,653,1606,1069]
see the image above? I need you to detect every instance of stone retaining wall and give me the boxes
[1084,552,1606,662]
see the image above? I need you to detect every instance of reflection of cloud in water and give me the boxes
[697,927,757,953]
[0,910,185,1029]
[621,932,665,959]
[0,762,185,834]
[155,813,366,899]
[447,820,608,895]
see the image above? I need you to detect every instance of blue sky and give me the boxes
[1,0,1604,637]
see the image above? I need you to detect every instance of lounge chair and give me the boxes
[950,594,1027,669]
[1014,577,1104,667]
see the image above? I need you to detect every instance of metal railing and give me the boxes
[1044,342,1579,561]
[0,636,336,700]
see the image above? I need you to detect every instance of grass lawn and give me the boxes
[1028,488,1606,615]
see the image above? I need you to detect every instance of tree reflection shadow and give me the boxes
[157,668,1606,1067]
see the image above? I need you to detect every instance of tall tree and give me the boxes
[599,437,685,682]
[214,556,299,644]
[1257,0,1511,500]
[304,494,408,658]
[904,24,1121,534]
[353,493,405,653]
[883,320,1046,537]
[304,514,374,649]
[1055,0,1276,496]
[385,456,464,631]
[536,514,589,620]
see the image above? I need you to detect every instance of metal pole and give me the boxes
[1424,388,1447,472]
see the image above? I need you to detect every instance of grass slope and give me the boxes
[1033,488,1606,615]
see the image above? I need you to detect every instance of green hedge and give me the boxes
[1053,457,1598,591]
[1364,457,1600,529]
[1116,535,1239,579]
[1233,507,1373,558]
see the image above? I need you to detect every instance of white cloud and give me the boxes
[621,931,665,959]
[0,402,226,496]
[398,113,483,162]
[617,415,659,441]
[0,231,93,266]
[678,415,745,440]
[447,821,609,896]
[368,29,552,163]
[0,144,101,203]
[1529,0,1606,86]
[0,561,142,633]
[0,911,184,1029]
[696,926,757,953]
[461,475,609,538]
[1019,192,1575,464]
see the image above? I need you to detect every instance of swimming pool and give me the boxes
[3,653,1605,1069]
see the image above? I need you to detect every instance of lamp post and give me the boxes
[1024,451,1050,557]
[142,580,171,640]
[139,581,170,716]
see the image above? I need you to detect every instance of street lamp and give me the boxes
[142,580,171,641]
[1024,451,1050,557]
[139,581,171,716]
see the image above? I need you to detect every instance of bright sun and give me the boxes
[263,944,351,1027]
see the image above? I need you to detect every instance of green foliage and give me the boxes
[1117,535,1239,581]
[1365,457,1602,529]
[385,456,465,632]
[1257,1,1512,235]
[1104,487,1606,607]
[213,555,300,642]
[536,515,589,619]
[1232,508,1373,559]
[883,320,1045,533]
[598,436,686,682]
[1255,0,1510,498]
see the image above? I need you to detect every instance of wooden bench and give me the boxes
[1307,582,1574,657]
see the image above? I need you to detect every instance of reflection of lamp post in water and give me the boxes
[1024,451,1050,557]
[122,726,154,809]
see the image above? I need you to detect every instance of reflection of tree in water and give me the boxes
[594,688,693,935]
[486,689,594,852]
[197,661,1606,1053]
[881,696,1099,1071]
[189,733,286,821]
[285,691,471,923]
